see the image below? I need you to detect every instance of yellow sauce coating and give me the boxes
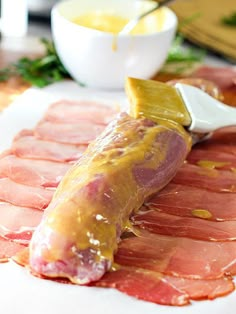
[72,8,167,34]
[197,160,230,169]
[191,209,212,219]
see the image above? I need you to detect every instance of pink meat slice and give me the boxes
[12,135,87,162]
[132,209,236,241]
[0,202,42,244]
[164,275,234,300]
[13,129,34,141]
[35,120,105,144]
[187,149,236,170]
[145,183,236,221]
[95,267,189,306]
[96,267,234,305]
[44,100,117,125]
[0,155,71,188]
[191,65,236,89]
[195,127,236,156]
[115,233,236,279]
[0,178,53,210]
[172,163,236,192]
[0,237,25,261]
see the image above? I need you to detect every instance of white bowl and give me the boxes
[51,0,177,89]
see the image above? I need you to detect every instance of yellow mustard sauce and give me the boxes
[39,115,191,269]
[71,8,167,35]
[197,160,230,170]
[191,209,213,219]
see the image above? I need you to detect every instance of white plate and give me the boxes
[0,81,235,314]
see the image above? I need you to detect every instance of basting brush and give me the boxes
[126,77,236,133]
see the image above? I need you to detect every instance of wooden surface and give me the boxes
[0,36,44,111]
[171,0,236,61]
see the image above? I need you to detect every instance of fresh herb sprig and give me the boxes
[221,11,236,26]
[166,34,205,63]
[0,38,70,87]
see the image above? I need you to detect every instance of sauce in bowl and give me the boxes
[72,8,167,34]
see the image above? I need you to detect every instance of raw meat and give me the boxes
[0,155,71,188]
[0,178,53,210]
[115,233,236,279]
[0,202,42,244]
[29,113,190,285]
[0,237,25,261]
[96,267,234,304]
[35,120,105,144]
[192,66,236,89]
[12,135,87,162]
[187,148,236,170]
[132,209,236,241]
[145,183,236,221]
[172,163,236,192]
[44,100,117,125]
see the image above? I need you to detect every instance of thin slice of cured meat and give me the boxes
[167,78,224,100]
[0,178,53,210]
[0,155,71,188]
[187,149,236,170]
[35,120,105,144]
[165,275,234,301]
[96,267,234,304]
[115,233,236,279]
[0,202,42,244]
[132,210,236,241]
[13,247,234,306]
[195,127,236,156]
[145,183,236,221]
[0,237,25,262]
[95,267,189,306]
[44,100,117,125]
[172,163,236,192]
[191,66,236,89]
[11,135,87,162]
[13,129,34,141]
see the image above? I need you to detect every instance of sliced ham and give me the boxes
[95,267,189,306]
[191,66,236,89]
[44,100,117,125]
[187,148,236,170]
[0,178,53,210]
[0,237,25,261]
[165,275,234,301]
[12,244,234,306]
[145,183,236,221]
[12,135,87,162]
[195,127,236,156]
[13,129,34,141]
[172,163,236,192]
[132,209,236,241]
[96,267,234,304]
[167,78,224,100]
[0,155,71,188]
[35,120,105,144]
[0,202,42,244]
[115,233,236,279]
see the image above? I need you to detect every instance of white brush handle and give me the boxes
[176,83,236,133]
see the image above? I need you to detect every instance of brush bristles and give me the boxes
[125,77,191,126]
